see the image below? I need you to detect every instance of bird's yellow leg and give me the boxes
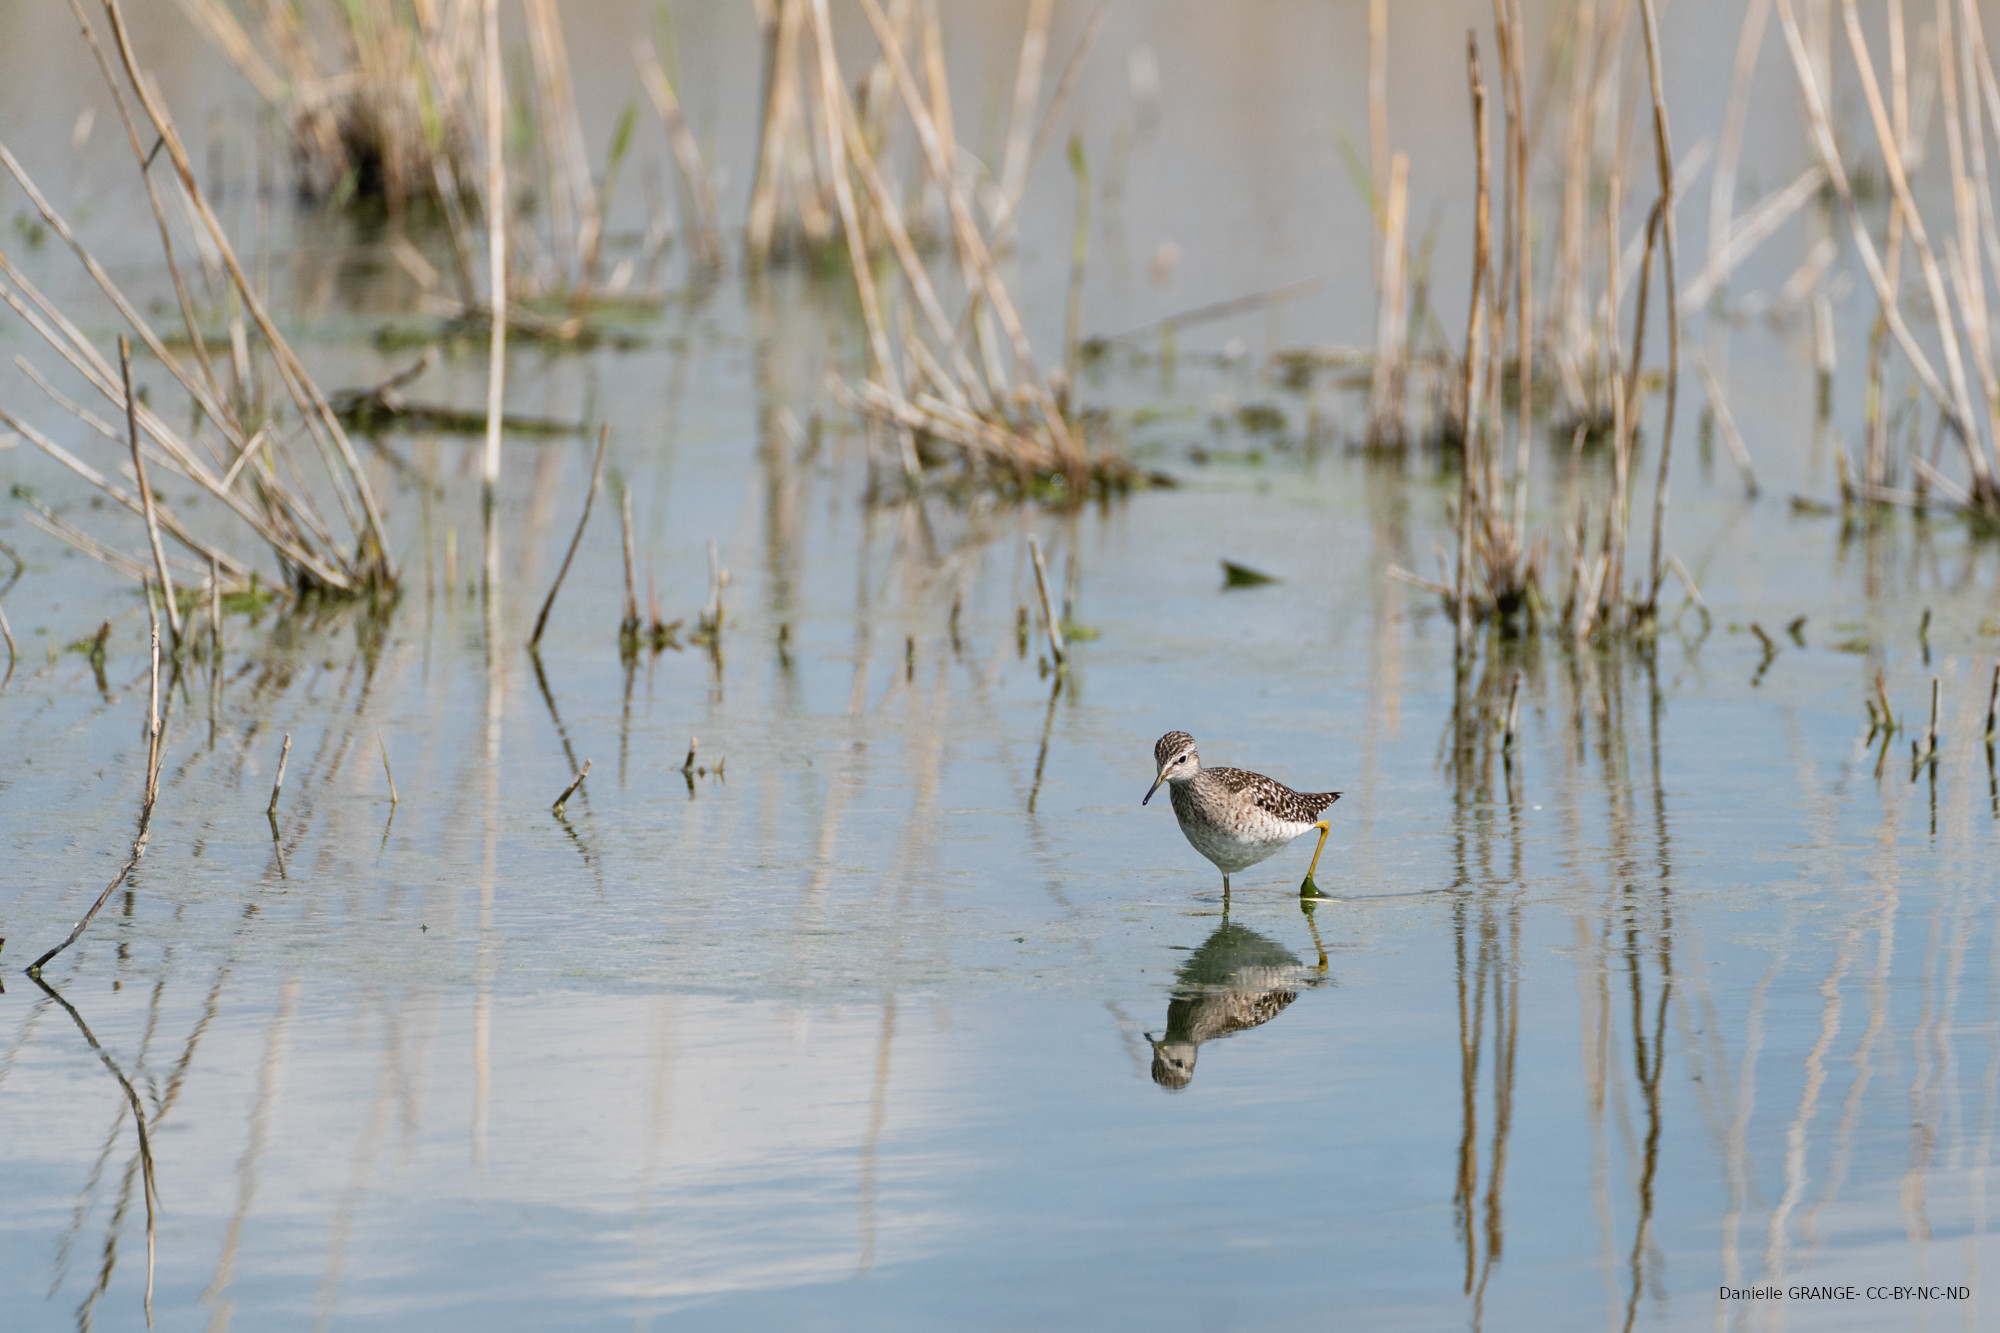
[1300,820,1331,894]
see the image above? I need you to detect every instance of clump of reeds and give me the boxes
[177,0,482,212]
[1390,0,1697,646]
[757,0,1131,499]
[181,0,721,313]
[0,0,396,630]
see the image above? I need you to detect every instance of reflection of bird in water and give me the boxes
[1148,918,1328,1090]
[1144,731,1342,895]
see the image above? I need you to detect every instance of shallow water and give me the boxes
[4,2,2000,1329]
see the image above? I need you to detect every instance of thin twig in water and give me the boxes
[552,759,591,817]
[379,734,398,806]
[266,731,291,816]
[530,426,609,649]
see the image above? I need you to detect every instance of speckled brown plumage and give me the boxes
[1145,731,1342,889]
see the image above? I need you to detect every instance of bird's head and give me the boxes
[1144,731,1199,805]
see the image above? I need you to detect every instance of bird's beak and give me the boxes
[1143,772,1165,805]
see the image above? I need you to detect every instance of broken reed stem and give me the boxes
[266,730,291,815]
[28,608,165,975]
[1986,662,1999,739]
[681,736,698,774]
[1925,675,1941,761]
[1456,32,1491,652]
[380,734,398,806]
[0,595,15,663]
[481,0,508,586]
[1028,535,1066,665]
[530,425,609,649]
[551,758,591,816]
[121,336,181,648]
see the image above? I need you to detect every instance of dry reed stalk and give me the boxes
[120,337,182,649]
[1549,0,1596,419]
[1708,0,1774,282]
[1503,0,1533,543]
[805,0,919,483]
[481,0,506,586]
[1455,32,1492,650]
[267,731,292,815]
[1366,153,1412,450]
[1682,167,1826,306]
[1691,355,1760,498]
[1841,0,1994,502]
[748,0,808,261]
[786,0,1113,495]
[523,0,598,288]
[1028,536,1066,665]
[635,41,724,274]
[995,0,1113,243]
[1,12,393,600]
[1938,0,2000,479]
[1370,0,1390,207]
[991,0,1055,248]
[1917,676,1941,765]
[530,427,609,649]
[1775,0,1980,482]
[1637,0,1681,614]
[106,0,395,578]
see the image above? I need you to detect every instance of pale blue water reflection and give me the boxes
[2,0,2000,1328]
